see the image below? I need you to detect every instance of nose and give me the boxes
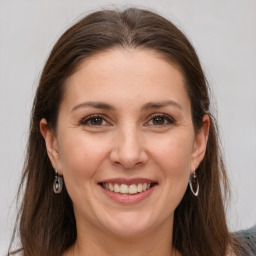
[109,126,148,169]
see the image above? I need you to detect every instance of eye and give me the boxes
[80,115,109,126]
[146,114,175,126]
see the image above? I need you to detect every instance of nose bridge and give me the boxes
[110,122,147,168]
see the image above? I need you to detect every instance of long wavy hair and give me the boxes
[9,7,240,256]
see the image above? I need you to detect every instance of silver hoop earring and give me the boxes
[53,168,63,194]
[189,171,199,196]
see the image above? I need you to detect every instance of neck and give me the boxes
[67,216,179,256]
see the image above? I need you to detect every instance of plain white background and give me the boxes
[0,0,255,253]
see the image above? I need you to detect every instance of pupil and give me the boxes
[153,117,164,125]
[91,117,102,125]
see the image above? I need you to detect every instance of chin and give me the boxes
[99,211,159,238]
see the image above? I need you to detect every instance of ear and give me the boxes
[40,118,62,175]
[191,114,210,172]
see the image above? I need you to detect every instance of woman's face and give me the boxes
[41,48,209,238]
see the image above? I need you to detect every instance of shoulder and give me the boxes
[233,225,256,256]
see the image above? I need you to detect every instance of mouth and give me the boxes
[99,182,157,195]
[98,178,158,204]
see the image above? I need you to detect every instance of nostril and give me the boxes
[111,159,144,169]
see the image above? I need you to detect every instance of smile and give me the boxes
[102,182,152,194]
[98,178,158,204]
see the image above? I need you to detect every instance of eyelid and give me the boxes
[79,113,175,127]
[144,113,176,126]
[80,114,110,126]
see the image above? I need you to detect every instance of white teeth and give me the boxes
[109,183,114,192]
[102,182,152,194]
[120,184,128,193]
[129,184,137,194]
[114,184,120,193]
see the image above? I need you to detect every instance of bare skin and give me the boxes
[40,48,209,256]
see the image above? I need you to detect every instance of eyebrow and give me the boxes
[71,100,182,113]
[71,102,115,112]
[142,100,182,111]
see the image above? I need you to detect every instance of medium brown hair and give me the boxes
[9,7,238,256]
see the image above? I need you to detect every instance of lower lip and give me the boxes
[100,185,156,204]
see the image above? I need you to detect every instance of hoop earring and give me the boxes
[53,168,63,194]
[189,171,199,196]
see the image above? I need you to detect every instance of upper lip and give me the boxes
[98,178,158,186]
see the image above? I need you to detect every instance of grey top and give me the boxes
[234,225,256,256]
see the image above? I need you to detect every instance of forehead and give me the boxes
[71,48,185,84]
[62,48,190,111]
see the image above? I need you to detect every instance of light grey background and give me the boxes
[1,0,256,253]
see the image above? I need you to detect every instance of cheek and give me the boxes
[150,132,194,173]
[150,132,193,198]
[57,133,112,212]
[159,135,193,203]
[58,132,110,179]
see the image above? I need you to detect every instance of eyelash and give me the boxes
[145,113,175,127]
[79,113,175,127]
[80,114,108,126]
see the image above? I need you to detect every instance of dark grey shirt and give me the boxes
[234,225,256,256]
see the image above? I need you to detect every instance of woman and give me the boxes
[8,7,255,256]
